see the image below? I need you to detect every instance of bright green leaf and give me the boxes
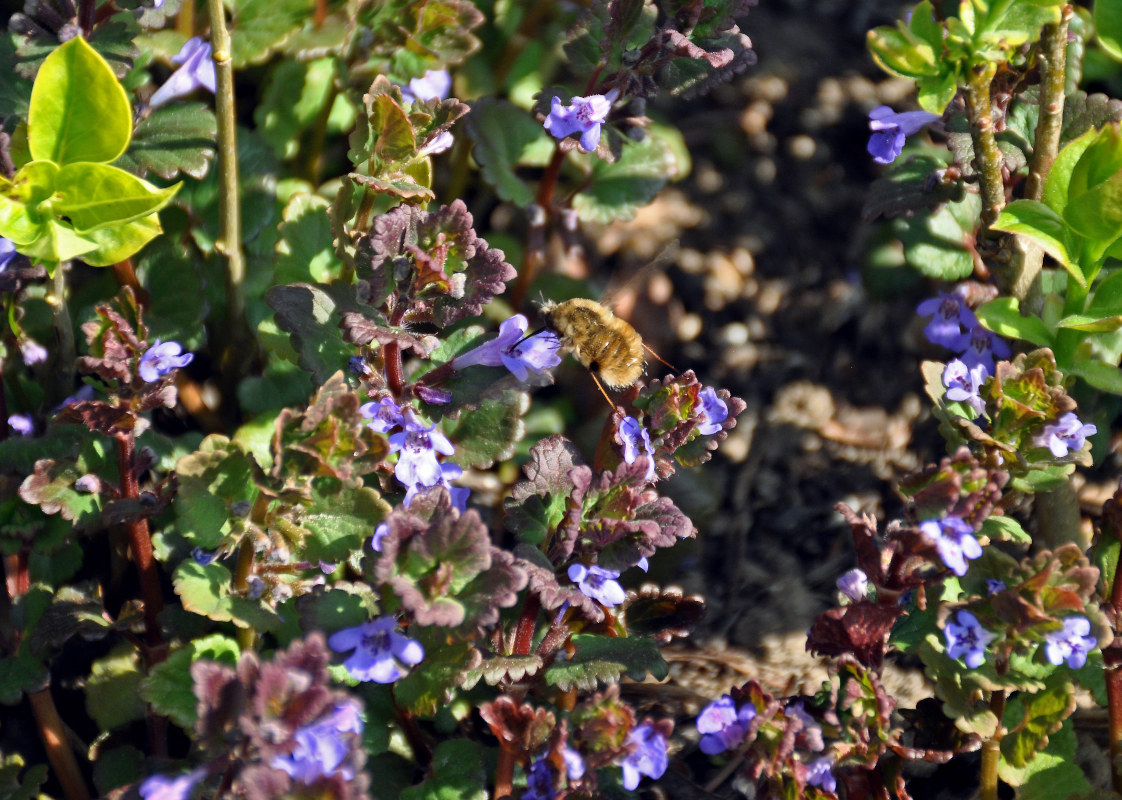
[55,163,179,232]
[573,132,683,223]
[1056,312,1122,332]
[993,200,1085,287]
[300,485,390,564]
[463,98,554,207]
[28,37,132,165]
[86,647,146,730]
[975,298,1054,347]
[274,194,343,284]
[1068,357,1122,394]
[140,635,239,728]
[1097,0,1122,61]
[77,214,164,266]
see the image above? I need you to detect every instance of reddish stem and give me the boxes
[27,689,92,800]
[494,741,517,799]
[510,149,566,309]
[110,259,150,309]
[114,433,165,646]
[1106,546,1122,793]
[512,594,541,656]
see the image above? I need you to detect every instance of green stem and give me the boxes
[204,0,247,351]
[1007,14,1070,307]
[966,62,1006,229]
[49,263,75,403]
[980,690,1006,800]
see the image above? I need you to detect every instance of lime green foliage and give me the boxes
[869,0,1064,113]
[140,635,240,728]
[0,37,179,267]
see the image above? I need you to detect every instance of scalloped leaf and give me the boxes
[392,637,481,718]
[543,633,667,691]
[893,192,982,280]
[139,634,240,729]
[86,647,146,731]
[298,484,391,564]
[172,560,283,630]
[256,58,335,160]
[275,194,344,285]
[1000,678,1076,769]
[398,739,487,800]
[573,130,684,223]
[462,97,554,206]
[229,0,315,67]
[441,390,528,469]
[116,102,217,180]
[175,435,261,550]
[266,282,361,385]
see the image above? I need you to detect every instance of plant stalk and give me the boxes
[1006,14,1070,307]
[979,690,1006,800]
[49,263,75,402]
[204,0,248,353]
[966,63,1006,229]
[114,433,165,647]
[1105,521,1122,793]
[27,689,92,800]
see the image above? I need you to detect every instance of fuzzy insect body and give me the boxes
[540,298,645,390]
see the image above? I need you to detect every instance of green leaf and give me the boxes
[975,297,1053,347]
[1098,0,1122,60]
[175,435,261,550]
[229,0,316,67]
[265,282,359,385]
[140,635,240,728]
[463,98,554,207]
[300,485,390,564]
[980,514,1032,545]
[0,652,48,704]
[895,193,982,280]
[399,739,487,800]
[116,102,218,180]
[1056,312,1122,332]
[256,58,335,160]
[543,634,668,691]
[92,746,144,796]
[998,717,1089,798]
[992,200,1085,286]
[55,163,179,232]
[78,213,165,267]
[392,636,479,717]
[442,392,528,470]
[1063,124,1122,246]
[1087,267,1122,316]
[0,753,49,800]
[86,646,146,730]
[296,585,380,633]
[274,194,343,285]
[172,560,282,630]
[573,131,684,223]
[1068,357,1122,394]
[866,21,940,80]
[28,37,132,165]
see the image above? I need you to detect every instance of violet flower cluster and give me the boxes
[271,701,365,783]
[867,105,940,164]
[139,340,194,382]
[1034,412,1097,459]
[919,515,982,576]
[544,89,620,151]
[944,610,996,668]
[918,291,1009,415]
[452,314,562,381]
[149,37,216,110]
[568,563,626,608]
[360,398,468,509]
[1043,616,1096,669]
[620,721,668,791]
[696,694,757,755]
[327,616,424,683]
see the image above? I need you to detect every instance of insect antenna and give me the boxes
[643,342,677,372]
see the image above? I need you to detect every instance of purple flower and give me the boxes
[696,387,729,435]
[806,756,837,793]
[1043,616,1096,669]
[562,746,585,781]
[1034,412,1097,458]
[271,701,364,783]
[389,419,455,489]
[418,131,455,157]
[191,547,216,565]
[414,385,452,405]
[919,516,982,576]
[360,396,406,434]
[867,105,940,164]
[620,721,668,791]
[697,694,756,755]
[568,563,625,607]
[21,340,47,365]
[544,89,620,151]
[956,325,1010,373]
[944,609,996,668]
[523,757,555,800]
[400,69,452,105]
[402,461,470,511]
[452,314,561,381]
[917,291,978,349]
[139,768,206,800]
[836,568,868,602]
[985,578,1006,595]
[0,237,15,272]
[371,522,390,552]
[54,384,95,413]
[8,414,33,436]
[348,355,371,376]
[327,616,424,683]
[619,416,655,481]
[149,37,216,109]
[138,340,193,383]
[942,358,987,416]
